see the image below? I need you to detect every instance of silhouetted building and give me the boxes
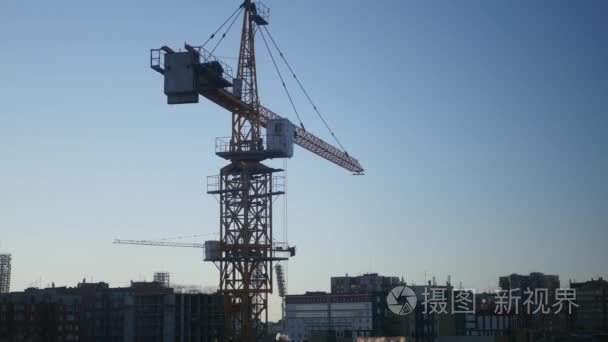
[175,292,223,341]
[570,277,608,333]
[331,274,402,294]
[498,272,560,334]
[0,287,81,342]
[59,280,179,342]
[372,285,455,342]
[499,272,560,293]
[0,281,223,342]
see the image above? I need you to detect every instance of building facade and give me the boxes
[372,285,457,342]
[286,292,373,342]
[452,292,516,338]
[174,292,224,342]
[331,274,402,295]
[0,287,81,342]
[0,281,224,342]
[498,272,560,333]
[498,272,560,293]
[570,277,608,333]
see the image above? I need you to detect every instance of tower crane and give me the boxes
[113,239,205,248]
[148,1,363,340]
[113,239,295,258]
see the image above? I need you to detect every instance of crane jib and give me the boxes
[150,45,364,174]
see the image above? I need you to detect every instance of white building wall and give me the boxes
[286,300,372,342]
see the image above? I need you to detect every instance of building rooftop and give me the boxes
[570,277,608,288]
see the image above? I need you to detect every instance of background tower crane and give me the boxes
[113,239,206,248]
[113,238,294,257]
[149,1,363,340]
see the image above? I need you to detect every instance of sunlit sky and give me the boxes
[1,0,607,321]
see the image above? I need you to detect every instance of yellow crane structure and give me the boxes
[149,1,363,340]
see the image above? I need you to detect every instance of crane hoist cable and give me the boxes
[208,6,244,58]
[261,26,351,155]
[259,28,306,131]
[201,5,244,49]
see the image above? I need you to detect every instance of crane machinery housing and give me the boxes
[149,1,363,340]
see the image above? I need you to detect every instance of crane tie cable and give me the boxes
[262,26,350,155]
[208,7,244,58]
[259,28,306,131]
[201,5,244,48]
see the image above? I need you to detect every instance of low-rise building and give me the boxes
[0,281,224,342]
[454,292,516,337]
[175,291,224,341]
[372,285,456,342]
[331,274,402,295]
[498,272,560,333]
[0,287,81,342]
[286,292,373,342]
[570,277,608,333]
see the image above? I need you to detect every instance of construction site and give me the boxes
[1,1,607,342]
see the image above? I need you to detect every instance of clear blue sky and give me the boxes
[0,0,606,320]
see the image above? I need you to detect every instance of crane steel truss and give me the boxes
[215,163,281,341]
[215,5,280,339]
